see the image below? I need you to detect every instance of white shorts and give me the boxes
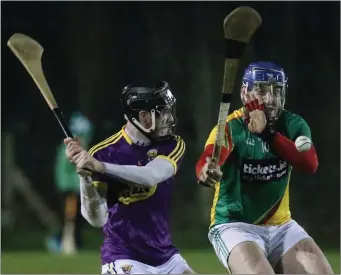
[101,253,192,274]
[208,219,312,270]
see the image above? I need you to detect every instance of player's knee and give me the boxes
[228,242,275,274]
[298,239,334,274]
[279,238,334,274]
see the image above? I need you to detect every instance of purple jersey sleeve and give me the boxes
[87,133,126,205]
[156,135,186,175]
[87,131,123,183]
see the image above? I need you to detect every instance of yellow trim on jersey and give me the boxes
[264,174,292,225]
[210,181,221,227]
[173,138,186,162]
[168,136,185,158]
[154,136,185,175]
[121,125,132,145]
[92,181,107,188]
[253,172,292,226]
[168,136,186,162]
[156,155,177,175]
[118,185,157,205]
[208,110,243,227]
[204,108,243,148]
[208,108,247,227]
[92,181,108,198]
[88,131,122,156]
[252,195,283,225]
[228,108,243,122]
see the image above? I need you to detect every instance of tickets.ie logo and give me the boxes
[241,158,288,182]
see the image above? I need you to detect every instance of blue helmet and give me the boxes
[242,61,288,121]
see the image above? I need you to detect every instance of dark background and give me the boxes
[1,1,340,251]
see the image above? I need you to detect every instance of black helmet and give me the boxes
[121,81,177,141]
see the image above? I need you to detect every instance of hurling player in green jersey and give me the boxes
[196,62,333,274]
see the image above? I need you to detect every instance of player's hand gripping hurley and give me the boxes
[199,6,262,187]
[7,33,91,175]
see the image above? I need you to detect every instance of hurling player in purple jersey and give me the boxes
[64,81,195,274]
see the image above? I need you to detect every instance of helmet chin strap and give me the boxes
[126,110,173,142]
[131,109,156,133]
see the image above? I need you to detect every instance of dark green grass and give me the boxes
[1,250,340,274]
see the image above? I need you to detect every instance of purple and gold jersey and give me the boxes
[88,126,186,266]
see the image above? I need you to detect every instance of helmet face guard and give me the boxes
[121,81,177,141]
[242,62,288,122]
